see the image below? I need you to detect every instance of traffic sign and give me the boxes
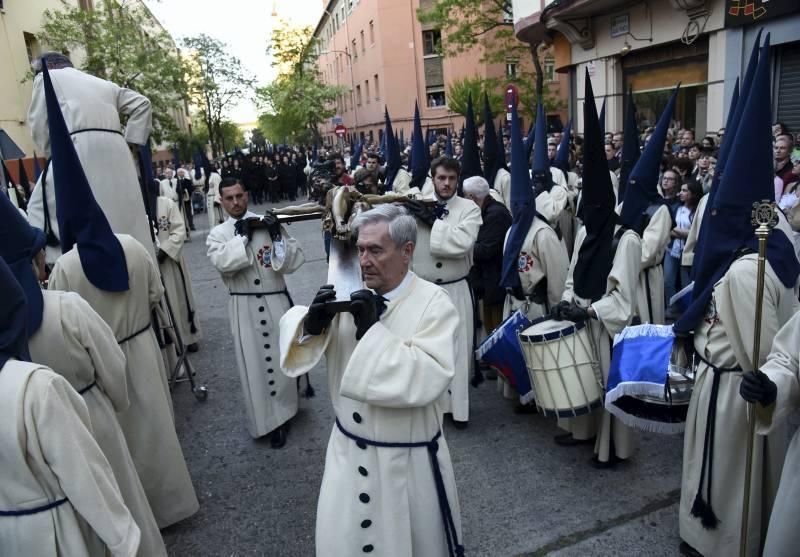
[335,124,347,138]
[505,84,519,110]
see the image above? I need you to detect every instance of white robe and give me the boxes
[636,204,671,324]
[26,67,154,265]
[207,212,305,438]
[0,360,140,557]
[159,178,179,203]
[757,311,800,557]
[28,290,166,557]
[682,193,708,267]
[412,194,482,422]
[157,197,202,347]
[493,168,511,208]
[559,225,642,461]
[48,234,199,528]
[679,256,799,557]
[279,273,462,557]
[206,171,224,230]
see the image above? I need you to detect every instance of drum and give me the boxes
[605,324,695,434]
[475,310,535,404]
[518,317,602,418]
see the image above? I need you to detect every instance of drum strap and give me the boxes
[690,352,741,530]
[335,418,464,557]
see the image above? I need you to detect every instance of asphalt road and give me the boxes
[162,199,683,556]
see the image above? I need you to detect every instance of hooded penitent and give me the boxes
[41,60,129,292]
[524,120,535,164]
[444,129,454,157]
[499,104,537,290]
[618,89,640,202]
[460,94,482,183]
[572,70,618,303]
[482,94,501,185]
[410,102,429,189]
[553,119,572,176]
[531,101,553,197]
[0,256,31,369]
[618,85,679,234]
[675,32,799,336]
[0,191,46,336]
[383,107,401,190]
[136,140,159,233]
[349,142,363,172]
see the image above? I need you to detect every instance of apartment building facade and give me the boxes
[312,0,569,146]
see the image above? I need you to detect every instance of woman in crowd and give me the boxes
[664,179,702,318]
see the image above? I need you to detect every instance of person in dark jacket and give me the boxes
[464,175,511,334]
[278,154,297,201]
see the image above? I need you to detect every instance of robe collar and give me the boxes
[378,270,414,302]
[227,210,259,223]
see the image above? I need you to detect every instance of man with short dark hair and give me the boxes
[331,153,354,185]
[207,178,305,446]
[405,156,482,428]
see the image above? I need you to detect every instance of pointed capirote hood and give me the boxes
[444,129,454,157]
[499,104,538,290]
[41,60,128,292]
[0,190,45,335]
[136,140,159,231]
[553,119,572,175]
[482,94,500,184]
[0,256,31,370]
[572,69,617,302]
[460,94,482,182]
[618,89,640,202]
[350,141,363,171]
[524,120,535,163]
[383,107,401,189]
[410,102,429,189]
[531,102,553,196]
[676,32,800,334]
[619,85,679,233]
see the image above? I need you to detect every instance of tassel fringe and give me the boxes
[690,493,720,530]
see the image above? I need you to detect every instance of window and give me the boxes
[356,85,362,106]
[360,30,365,53]
[24,33,40,65]
[369,21,375,44]
[422,30,441,56]
[374,74,380,100]
[426,87,446,108]
[544,57,556,82]
[365,80,370,104]
[506,60,518,79]
[503,6,513,23]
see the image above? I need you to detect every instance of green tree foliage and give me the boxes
[190,115,244,156]
[256,21,345,145]
[37,0,187,143]
[182,34,255,158]
[448,75,563,124]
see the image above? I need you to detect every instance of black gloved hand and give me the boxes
[553,300,571,320]
[561,302,590,323]
[406,200,436,226]
[304,285,337,335]
[234,217,258,240]
[740,371,777,406]
[262,212,281,239]
[349,289,384,340]
[157,249,168,264]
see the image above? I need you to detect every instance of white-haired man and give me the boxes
[279,204,463,557]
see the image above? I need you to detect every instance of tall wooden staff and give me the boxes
[740,200,778,557]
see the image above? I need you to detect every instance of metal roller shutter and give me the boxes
[777,42,800,132]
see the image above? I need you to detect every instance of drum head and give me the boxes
[519,317,583,343]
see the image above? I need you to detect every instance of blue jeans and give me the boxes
[664,253,681,307]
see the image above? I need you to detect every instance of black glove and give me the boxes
[157,249,168,264]
[262,212,281,239]
[406,200,436,226]
[349,289,384,340]
[304,285,337,335]
[553,300,571,320]
[559,302,590,323]
[234,217,258,240]
[739,371,777,406]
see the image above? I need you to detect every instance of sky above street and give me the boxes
[143,0,321,122]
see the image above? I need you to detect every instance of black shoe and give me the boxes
[589,454,620,469]
[679,542,703,557]
[514,404,538,415]
[452,420,468,430]
[190,226,197,231]
[270,426,288,449]
[186,343,199,353]
[554,433,596,446]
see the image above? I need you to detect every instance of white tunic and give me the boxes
[26,67,154,264]
[206,171,224,230]
[412,194,482,422]
[279,273,462,557]
[159,179,179,203]
[156,197,202,347]
[629,204,671,324]
[679,256,799,557]
[28,290,166,557]
[0,360,140,557]
[682,194,708,267]
[49,234,199,528]
[493,168,512,208]
[559,225,642,461]
[757,311,800,557]
[207,212,305,438]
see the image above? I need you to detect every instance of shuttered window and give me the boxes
[776,41,800,133]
